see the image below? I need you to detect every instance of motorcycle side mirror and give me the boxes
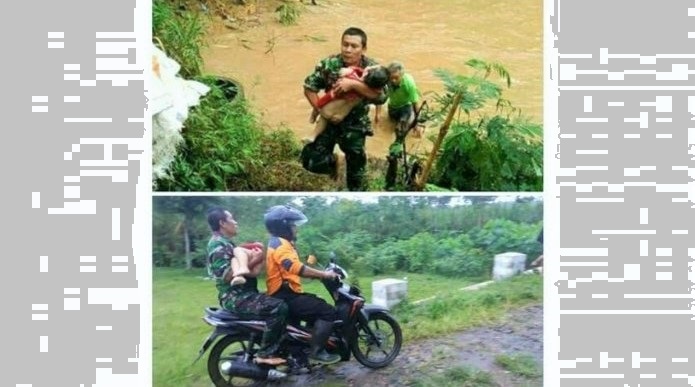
[328,251,336,264]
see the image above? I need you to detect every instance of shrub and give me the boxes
[428,59,543,191]
[155,78,263,191]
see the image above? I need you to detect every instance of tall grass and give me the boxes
[153,0,207,78]
[154,77,262,191]
[393,274,542,340]
[153,268,541,386]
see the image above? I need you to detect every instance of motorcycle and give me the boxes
[195,253,403,386]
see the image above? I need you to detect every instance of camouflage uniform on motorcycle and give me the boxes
[206,209,288,364]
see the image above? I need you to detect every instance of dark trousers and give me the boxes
[301,123,367,191]
[272,289,337,324]
[385,105,415,190]
[222,291,288,357]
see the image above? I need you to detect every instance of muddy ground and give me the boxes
[271,303,543,387]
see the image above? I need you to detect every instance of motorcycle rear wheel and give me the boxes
[207,334,264,387]
[351,311,402,368]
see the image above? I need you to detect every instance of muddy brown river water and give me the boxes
[202,0,542,158]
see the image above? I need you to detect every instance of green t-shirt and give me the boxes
[387,73,419,109]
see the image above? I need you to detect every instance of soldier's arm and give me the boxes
[208,245,235,282]
[248,248,265,277]
[236,246,265,277]
[303,58,329,111]
[304,89,321,111]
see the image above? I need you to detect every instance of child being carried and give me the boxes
[303,65,389,144]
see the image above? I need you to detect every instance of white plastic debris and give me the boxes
[151,43,210,186]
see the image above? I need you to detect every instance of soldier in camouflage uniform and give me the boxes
[301,27,388,191]
[206,207,288,365]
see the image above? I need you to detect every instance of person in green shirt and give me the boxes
[378,61,422,190]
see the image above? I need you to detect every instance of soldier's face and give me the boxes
[220,211,238,237]
[341,34,365,66]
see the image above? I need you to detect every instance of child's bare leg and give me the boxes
[303,116,328,144]
[230,254,250,286]
[309,108,319,124]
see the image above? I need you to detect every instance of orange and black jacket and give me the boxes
[265,236,305,295]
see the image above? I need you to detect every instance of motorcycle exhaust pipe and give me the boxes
[221,360,286,381]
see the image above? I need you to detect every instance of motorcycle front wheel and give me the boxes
[207,334,264,387]
[351,311,402,368]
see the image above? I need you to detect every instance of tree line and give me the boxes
[153,195,543,278]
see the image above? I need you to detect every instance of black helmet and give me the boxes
[264,205,308,241]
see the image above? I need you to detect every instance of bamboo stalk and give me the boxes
[415,92,463,191]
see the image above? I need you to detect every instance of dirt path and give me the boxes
[273,303,543,387]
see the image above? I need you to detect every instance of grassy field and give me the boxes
[153,268,542,387]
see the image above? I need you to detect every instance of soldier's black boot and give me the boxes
[308,320,340,364]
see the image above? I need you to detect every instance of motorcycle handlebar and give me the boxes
[322,266,345,282]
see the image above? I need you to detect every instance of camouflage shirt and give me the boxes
[304,54,388,132]
[207,232,257,298]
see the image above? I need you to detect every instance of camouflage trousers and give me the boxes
[221,291,288,357]
[301,123,368,191]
